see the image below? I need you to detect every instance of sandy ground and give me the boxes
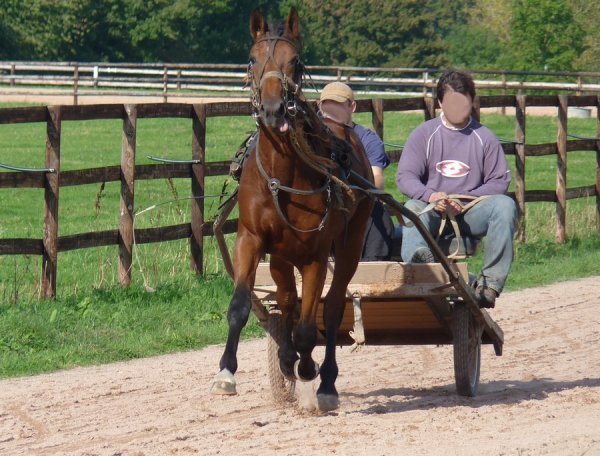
[1,276,600,455]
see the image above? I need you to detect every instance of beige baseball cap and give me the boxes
[320,82,354,103]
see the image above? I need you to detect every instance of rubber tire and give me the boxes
[266,312,296,404]
[453,302,481,397]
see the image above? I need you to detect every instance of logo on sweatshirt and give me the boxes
[435,160,471,178]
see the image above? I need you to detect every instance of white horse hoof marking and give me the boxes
[293,359,319,382]
[210,368,237,395]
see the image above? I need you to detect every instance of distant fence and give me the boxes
[2,61,600,104]
[0,95,599,298]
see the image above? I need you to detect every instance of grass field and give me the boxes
[1,103,599,377]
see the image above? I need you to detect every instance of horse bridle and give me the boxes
[247,35,303,119]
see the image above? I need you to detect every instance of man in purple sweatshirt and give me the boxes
[396,70,518,308]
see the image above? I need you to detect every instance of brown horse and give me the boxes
[210,8,374,412]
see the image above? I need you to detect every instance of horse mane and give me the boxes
[293,96,339,171]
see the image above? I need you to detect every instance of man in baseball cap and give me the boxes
[319,81,356,126]
[319,82,394,261]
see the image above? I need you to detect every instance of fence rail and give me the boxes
[0,95,599,298]
[2,62,600,104]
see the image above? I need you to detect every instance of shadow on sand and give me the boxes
[342,377,600,415]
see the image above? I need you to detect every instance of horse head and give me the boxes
[248,8,303,133]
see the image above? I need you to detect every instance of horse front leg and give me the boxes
[211,231,262,395]
[293,259,328,383]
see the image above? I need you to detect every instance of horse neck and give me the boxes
[258,126,307,180]
[259,125,333,191]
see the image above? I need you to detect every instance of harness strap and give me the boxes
[255,133,331,233]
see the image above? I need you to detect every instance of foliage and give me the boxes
[0,0,596,71]
[503,0,585,71]
[568,0,600,71]
[286,0,472,67]
[0,0,281,63]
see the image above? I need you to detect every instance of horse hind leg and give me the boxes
[317,206,371,411]
[293,260,327,383]
[269,257,300,381]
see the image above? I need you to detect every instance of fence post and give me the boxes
[501,72,507,115]
[596,95,600,233]
[163,66,169,103]
[42,106,61,299]
[190,104,206,274]
[371,98,384,140]
[424,96,435,121]
[472,96,481,123]
[119,104,137,286]
[73,63,79,106]
[556,96,568,243]
[515,95,527,242]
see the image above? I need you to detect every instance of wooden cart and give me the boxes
[250,259,503,402]
[214,172,504,403]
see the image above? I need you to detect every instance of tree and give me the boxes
[506,0,584,71]
[445,0,511,69]
[126,0,282,63]
[284,0,473,68]
[568,0,600,71]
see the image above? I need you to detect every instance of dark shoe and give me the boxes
[411,247,435,263]
[476,286,498,309]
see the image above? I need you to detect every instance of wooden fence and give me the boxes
[2,61,600,104]
[0,96,599,298]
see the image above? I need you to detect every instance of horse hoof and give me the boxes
[317,393,339,412]
[210,368,237,395]
[293,359,319,382]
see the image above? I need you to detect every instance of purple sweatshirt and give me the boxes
[396,116,510,202]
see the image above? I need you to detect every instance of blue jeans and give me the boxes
[400,195,518,294]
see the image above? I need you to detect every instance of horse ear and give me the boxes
[250,9,269,42]
[285,7,301,41]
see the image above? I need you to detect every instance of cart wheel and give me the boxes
[267,312,296,404]
[452,302,481,397]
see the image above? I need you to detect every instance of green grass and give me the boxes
[0,273,263,377]
[1,103,599,378]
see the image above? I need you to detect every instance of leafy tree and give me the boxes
[283,0,473,68]
[568,0,600,71]
[1,0,134,61]
[445,25,505,70]
[505,0,585,71]
[126,0,282,63]
[445,0,511,69]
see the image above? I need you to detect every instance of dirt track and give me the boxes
[1,276,600,455]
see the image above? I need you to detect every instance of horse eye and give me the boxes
[248,57,256,68]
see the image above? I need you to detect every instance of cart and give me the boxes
[251,258,503,403]
[214,173,504,403]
